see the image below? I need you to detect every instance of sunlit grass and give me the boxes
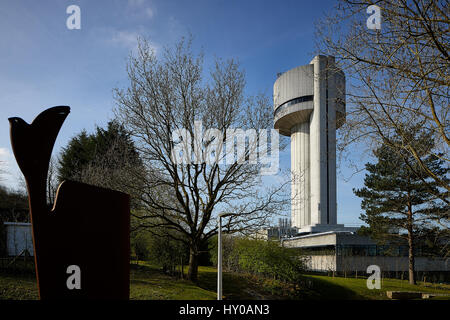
[299,275,450,300]
[130,263,216,300]
[1,262,449,300]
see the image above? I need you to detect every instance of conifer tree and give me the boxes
[355,133,449,285]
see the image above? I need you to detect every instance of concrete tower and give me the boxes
[274,55,350,234]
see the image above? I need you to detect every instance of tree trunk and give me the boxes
[181,256,184,279]
[407,208,416,285]
[187,247,199,282]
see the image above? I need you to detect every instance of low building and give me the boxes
[255,226,297,241]
[282,231,449,279]
[3,222,34,256]
[255,218,297,240]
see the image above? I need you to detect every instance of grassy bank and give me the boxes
[298,274,450,300]
[1,262,449,300]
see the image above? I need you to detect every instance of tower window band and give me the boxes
[274,95,313,117]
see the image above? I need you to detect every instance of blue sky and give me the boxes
[0,0,370,226]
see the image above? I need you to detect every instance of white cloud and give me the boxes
[0,147,11,169]
[0,147,8,157]
[111,31,140,50]
[110,30,159,55]
[0,147,22,189]
[128,0,146,7]
[145,7,154,18]
[127,0,155,19]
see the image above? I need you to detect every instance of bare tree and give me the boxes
[46,156,59,206]
[315,0,449,199]
[113,37,289,281]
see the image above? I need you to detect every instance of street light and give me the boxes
[217,212,233,300]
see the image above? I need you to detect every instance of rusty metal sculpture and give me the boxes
[9,106,130,299]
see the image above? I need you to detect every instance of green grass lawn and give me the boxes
[298,274,450,300]
[0,273,38,300]
[1,262,449,300]
[130,263,216,299]
[131,262,286,299]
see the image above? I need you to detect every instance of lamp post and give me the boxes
[217,213,233,300]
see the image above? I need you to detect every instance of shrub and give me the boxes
[209,234,240,272]
[209,236,306,283]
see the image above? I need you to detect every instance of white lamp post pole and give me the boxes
[217,215,223,300]
[217,213,232,300]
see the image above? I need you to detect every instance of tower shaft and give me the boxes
[291,122,310,228]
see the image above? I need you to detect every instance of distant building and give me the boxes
[255,218,296,240]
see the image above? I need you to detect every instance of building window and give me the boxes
[274,95,314,117]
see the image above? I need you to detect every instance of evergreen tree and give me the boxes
[58,120,143,198]
[354,133,449,285]
[58,130,96,182]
